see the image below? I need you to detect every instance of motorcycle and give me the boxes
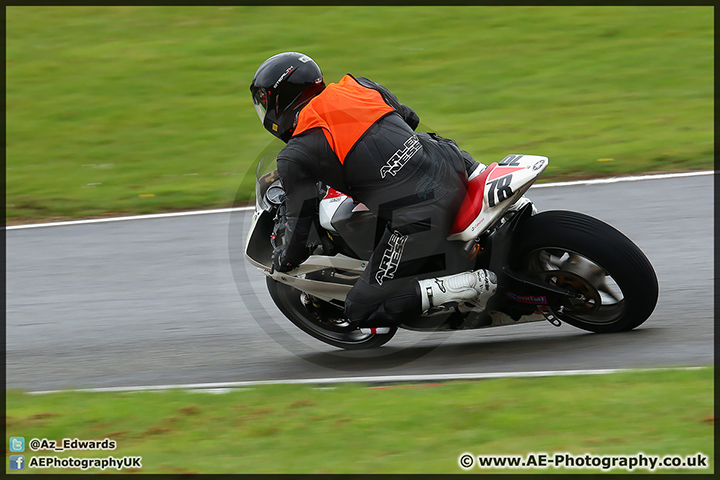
[245,151,658,349]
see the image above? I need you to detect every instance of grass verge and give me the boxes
[5,367,714,474]
[6,6,714,223]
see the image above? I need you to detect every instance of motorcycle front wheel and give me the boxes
[512,210,658,333]
[266,277,398,349]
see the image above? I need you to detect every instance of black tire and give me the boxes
[512,210,658,333]
[266,277,398,349]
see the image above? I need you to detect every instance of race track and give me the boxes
[5,174,713,391]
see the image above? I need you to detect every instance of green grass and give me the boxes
[6,6,714,223]
[5,367,714,474]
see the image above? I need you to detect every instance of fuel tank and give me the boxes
[319,188,377,259]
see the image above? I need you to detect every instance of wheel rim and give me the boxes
[524,248,626,325]
[275,285,378,344]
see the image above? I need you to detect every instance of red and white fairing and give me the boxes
[447,155,548,242]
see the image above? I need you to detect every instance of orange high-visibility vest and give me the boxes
[292,74,394,164]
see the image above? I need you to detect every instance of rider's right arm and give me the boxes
[275,154,318,265]
[281,130,349,193]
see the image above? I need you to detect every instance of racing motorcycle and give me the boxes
[245,151,658,349]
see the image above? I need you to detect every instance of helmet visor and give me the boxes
[252,88,268,124]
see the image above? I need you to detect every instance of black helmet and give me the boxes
[250,52,325,142]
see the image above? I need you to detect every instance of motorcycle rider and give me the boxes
[250,52,497,330]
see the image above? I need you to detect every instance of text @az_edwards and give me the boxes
[29,438,116,452]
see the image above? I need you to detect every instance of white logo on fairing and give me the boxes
[380,135,421,179]
[375,230,408,285]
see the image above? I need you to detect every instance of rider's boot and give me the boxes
[418,269,498,313]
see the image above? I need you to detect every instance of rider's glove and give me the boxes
[271,245,296,273]
[271,244,312,273]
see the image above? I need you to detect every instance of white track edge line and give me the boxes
[5,206,255,230]
[530,169,713,189]
[26,366,708,395]
[6,170,713,230]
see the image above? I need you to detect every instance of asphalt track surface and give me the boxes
[6,174,714,391]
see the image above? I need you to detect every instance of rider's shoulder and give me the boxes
[279,132,323,162]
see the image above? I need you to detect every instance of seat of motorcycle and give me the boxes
[450,162,498,235]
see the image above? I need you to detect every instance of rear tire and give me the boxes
[512,210,658,333]
[266,277,397,349]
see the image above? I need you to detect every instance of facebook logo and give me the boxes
[9,437,25,452]
[9,455,25,470]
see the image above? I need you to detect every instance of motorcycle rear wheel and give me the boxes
[512,210,658,333]
[266,277,398,349]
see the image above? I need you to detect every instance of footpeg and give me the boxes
[538,305,562,327]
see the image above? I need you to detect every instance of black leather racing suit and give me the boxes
[275,75,479,328]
